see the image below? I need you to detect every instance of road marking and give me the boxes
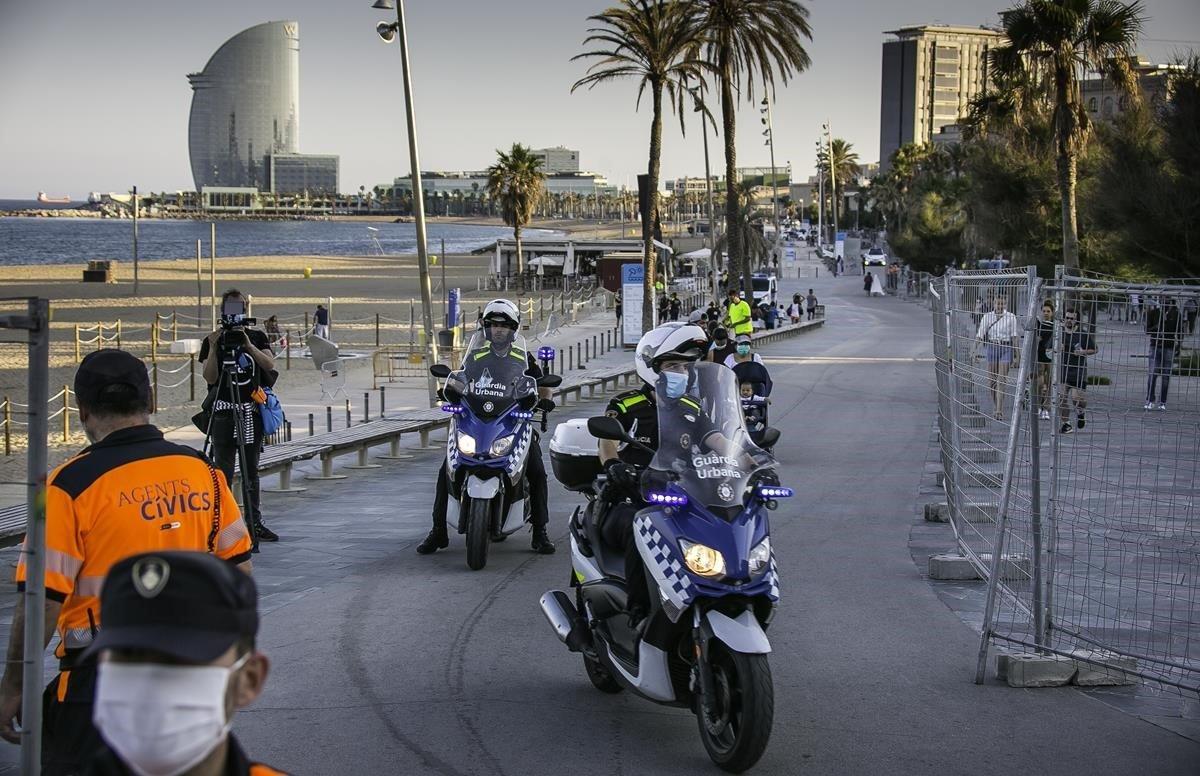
[764,356,935,364]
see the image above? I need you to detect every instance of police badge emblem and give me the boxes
[717,483,735,502]
[483,401,495,413]
[679,433,691,448]
[131,557,170,598]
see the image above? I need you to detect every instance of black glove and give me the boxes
[753,469,781,488]
[604,459,639,494]
[639,468,679,500]
[536,398,556,413]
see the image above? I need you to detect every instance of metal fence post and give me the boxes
[376,313,381,347]
[2,397,9,456]
[189,355,196,402]
[345,399,351,429]
[380,386,386,418]
[326,406,332,433]
[973,268,1039,684]
[363,393,370,424]
[20,298,50,776]
[309,413,315,437]
[61,385,69,442]
[74,325,80,363]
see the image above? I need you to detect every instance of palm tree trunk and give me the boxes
[719,50,744,296]
[642,84,664,332]
[1057,148,1080,269]
[1055,59,1081,269]
[515,223,524,276]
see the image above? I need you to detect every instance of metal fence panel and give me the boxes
[936,267,1200,694]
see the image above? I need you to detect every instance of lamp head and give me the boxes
[372,0,395,9]
[376,20,397,42]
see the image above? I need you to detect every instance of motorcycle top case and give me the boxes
[549,418,603,492]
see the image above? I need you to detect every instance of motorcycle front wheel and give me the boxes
[465,496,492,571]
[696,646,774,774]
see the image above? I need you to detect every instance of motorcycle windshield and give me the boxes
[650,362,775,513]
[450,330,536,415]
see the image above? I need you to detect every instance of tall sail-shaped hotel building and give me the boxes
[187,21,301,191]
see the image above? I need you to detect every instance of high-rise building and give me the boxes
[265,153,339,196]
[879,25,1004,169]
[533,146,581,174]
[187,21,301,190]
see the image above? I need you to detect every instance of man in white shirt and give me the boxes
[975,293,1021,420]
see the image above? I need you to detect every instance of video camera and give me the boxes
[219,297,257,331]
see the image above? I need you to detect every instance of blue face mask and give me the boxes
[736,344,751,356]
[663,372,688,399]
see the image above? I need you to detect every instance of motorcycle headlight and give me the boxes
[748,537,771,576]
[457,432,477,456]
[490,435,515,457]
[680,539,726,578]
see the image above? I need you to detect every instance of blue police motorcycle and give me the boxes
[430,332,560,570]
[542,362,787,772]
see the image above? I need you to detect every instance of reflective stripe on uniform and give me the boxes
[74,575,105,599]
[618,394,649,412]
[217,520,251,552]
[45,548,83,581]
[680,397,701,411]
[62,627,93,649]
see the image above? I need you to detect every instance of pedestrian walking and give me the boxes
[1184,295,1198,336]
[614,290,622,326]
[708,327,736,364]
[1036,301,1054,420]
[82,552,286,775]
[975,293,1021,420]
[1057,308,1096,434]
[806,289,818,320]
[0,350,253,774]
[1128,292,1141,325]
[863,273,873,296]
[1144,297,1183,410]
[668,293,682,322]
[264,314,283,351]
[313,303,330,340]
[723,288,753,338]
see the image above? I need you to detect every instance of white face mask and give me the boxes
[93,654,247,776]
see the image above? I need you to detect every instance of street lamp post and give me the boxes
[373,0,439,405]
[691,88,719,304]
[815,141,824,253]
[761,98,780,270]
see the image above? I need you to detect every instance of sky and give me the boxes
[1,0,1198,199]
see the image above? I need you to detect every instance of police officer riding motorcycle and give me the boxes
[417,299,558,561]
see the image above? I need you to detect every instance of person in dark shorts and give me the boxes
[1036,300,1054,420]
[1057,308,1096,434]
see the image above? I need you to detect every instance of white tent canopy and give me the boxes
[680,248,711,260]
[527,255,564,267]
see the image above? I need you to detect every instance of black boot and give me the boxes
[255,520,279,542]
[416,525,449,555]
[531,527,556,554]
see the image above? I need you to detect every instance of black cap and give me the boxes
[74,349,152,408]
[83,551,258,663]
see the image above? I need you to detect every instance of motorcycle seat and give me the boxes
[581,501,628,582]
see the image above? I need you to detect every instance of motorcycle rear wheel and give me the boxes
[696,646,774,773]
[465,497,492,571]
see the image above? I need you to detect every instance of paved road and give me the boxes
[2,272,1196,774]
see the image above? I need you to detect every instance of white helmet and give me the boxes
[635,322,709,386]
[481,298,520,345]
[482,298,520,327]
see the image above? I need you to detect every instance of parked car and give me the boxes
[862,247,888,266]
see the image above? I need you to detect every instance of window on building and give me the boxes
[1088,97,1098,113]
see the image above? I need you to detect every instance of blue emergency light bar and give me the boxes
[537,346,557,362]
[648,491,689,506]
[440,404,464,414]
[756,486,794,499]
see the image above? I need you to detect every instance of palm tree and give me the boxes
[573,0,708,331]
[487,143,546,275]
[819,137,860,232]
[693,0,812,293]
[991,0,1144,268]
[716,184,772,270]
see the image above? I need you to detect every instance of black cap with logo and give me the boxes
[83,551,258,663]
[74,349,152,408]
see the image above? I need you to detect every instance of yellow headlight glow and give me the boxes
[682,541,726,578]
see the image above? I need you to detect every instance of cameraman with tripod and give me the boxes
[200,289,279,547]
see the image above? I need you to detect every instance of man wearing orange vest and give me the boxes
[0,350,253,774]
[81,551,286,775]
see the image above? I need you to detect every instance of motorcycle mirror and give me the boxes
[587,416,630,443]
[759,427,781,449]
[537,374,563,388]
[429,364,452,379]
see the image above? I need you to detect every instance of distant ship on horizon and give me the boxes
[37,192,71,204]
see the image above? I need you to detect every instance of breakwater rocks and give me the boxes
[2,208,107,218]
